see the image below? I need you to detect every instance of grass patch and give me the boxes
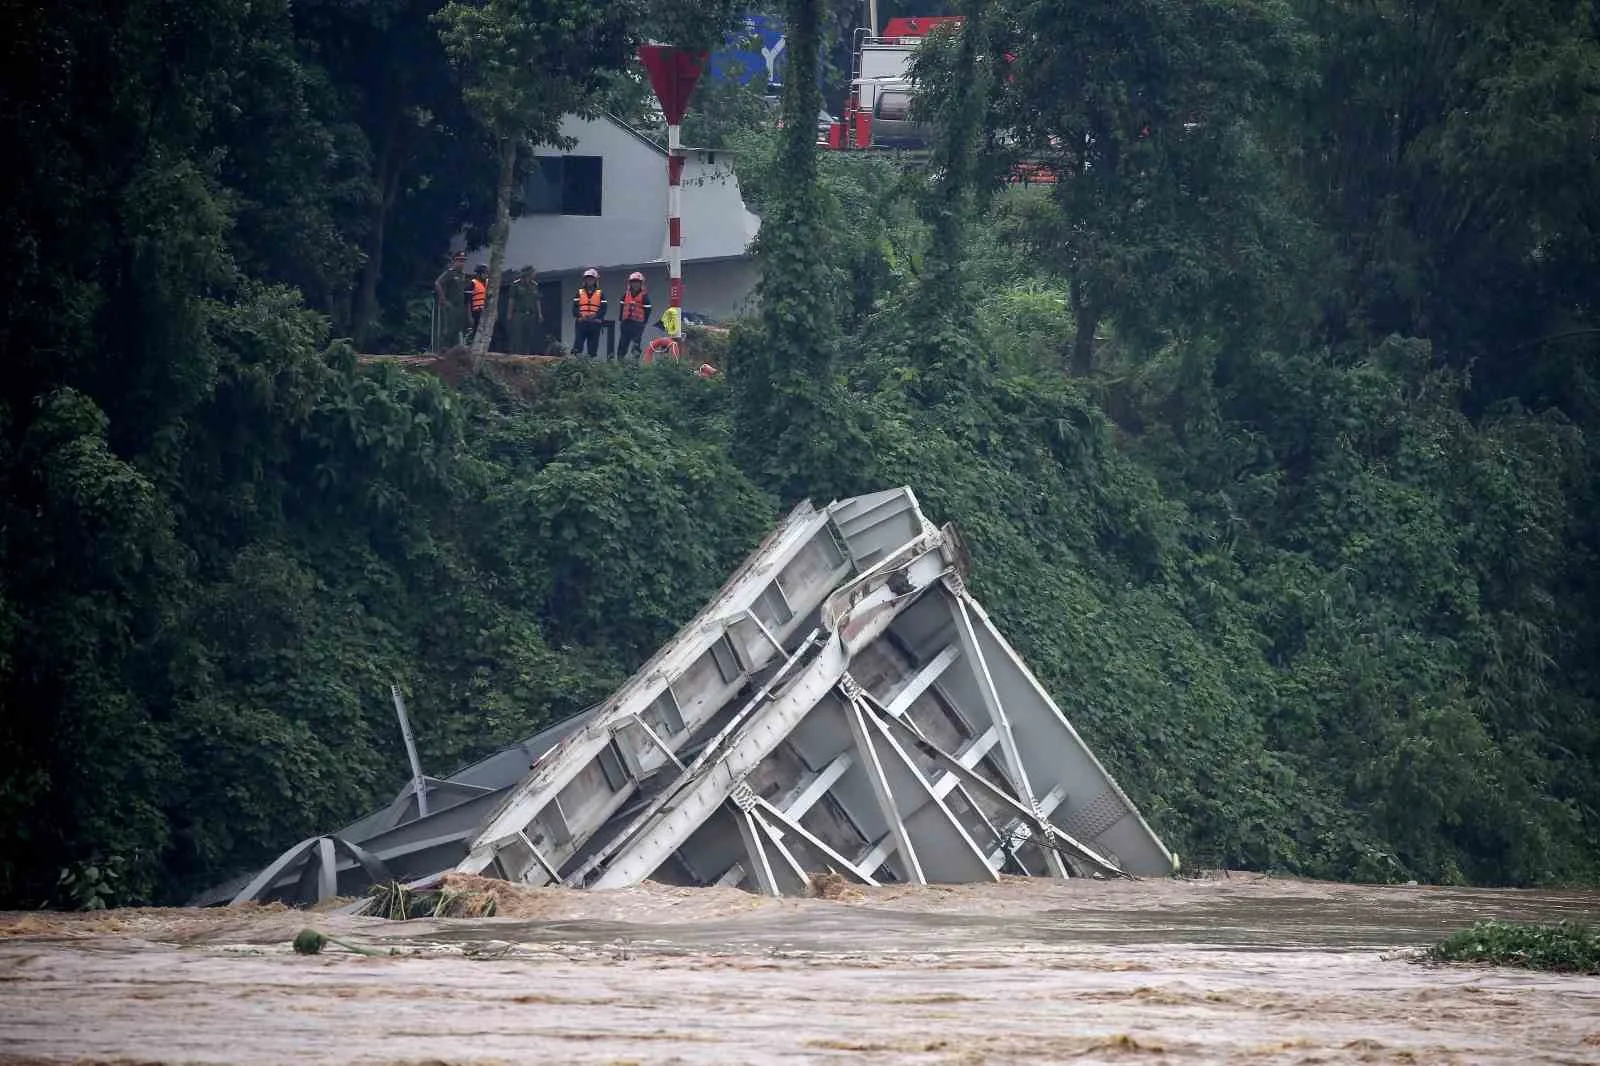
[1425,920,1600,974]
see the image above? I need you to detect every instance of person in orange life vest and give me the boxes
[572,267,607,359]
[464,263,488,344]
[617,271,652,360]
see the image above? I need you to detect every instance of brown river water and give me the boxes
[1,873,1597,1065]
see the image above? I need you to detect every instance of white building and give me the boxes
[463,113,762,353]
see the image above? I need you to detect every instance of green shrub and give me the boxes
[1426,921,1600,973]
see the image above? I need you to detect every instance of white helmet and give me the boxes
[628,271,645,282]
[583,267,599,279]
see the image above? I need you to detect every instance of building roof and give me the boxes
[601,111,672,157]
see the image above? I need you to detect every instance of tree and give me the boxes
[1285,0,1600,405]
[985,0,1302,374]
[292,0,494,346]
[758,0,836,378]
[732,0,874,500]
[214,0,374,328]
[434,0,633,355]
[889,0,1000,398]
[0,0,256,904]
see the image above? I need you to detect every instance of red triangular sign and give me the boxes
[638,45,707,126]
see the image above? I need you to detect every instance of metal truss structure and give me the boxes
[196,488,1175,907]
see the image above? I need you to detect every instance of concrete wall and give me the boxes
[550,259,759,351]
[468,115,759,276]
[672,153,761,263]
[499,115,666,272]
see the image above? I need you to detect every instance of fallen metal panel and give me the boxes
[944,583,1177,876]
[201,487,1175,906]
[450,497,882,880]
[586,529,959,888]
[187,700,609,906]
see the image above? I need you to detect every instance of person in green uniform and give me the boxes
[503,267,541,354]
[432,251,468,350]
[494,269,517,352]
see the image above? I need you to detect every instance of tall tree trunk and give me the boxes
[473,134,518,357]
[922,0,988,307]
[354,107,404,348]
[757,0,832,374]
[1068,275,1099,376]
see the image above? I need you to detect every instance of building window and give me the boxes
[524,155,603,216]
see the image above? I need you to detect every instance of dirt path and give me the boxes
[2,874,1597,1065]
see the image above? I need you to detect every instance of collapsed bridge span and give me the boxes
[196,487,1174,907]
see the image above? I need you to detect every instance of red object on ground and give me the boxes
[638,46,707,125]
[641,337,681,365]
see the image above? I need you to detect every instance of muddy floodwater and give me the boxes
[1,874,1597,1065]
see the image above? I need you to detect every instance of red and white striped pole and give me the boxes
[667,123,684,336]
[638,45,707,344]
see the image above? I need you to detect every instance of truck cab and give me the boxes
[865,82,930,149]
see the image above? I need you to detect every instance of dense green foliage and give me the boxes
[1427,921,1600,973]
[2,0,1596,906]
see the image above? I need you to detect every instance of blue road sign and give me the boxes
[708,14,787,87]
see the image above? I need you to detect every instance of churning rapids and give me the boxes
[1,873,1596,1064]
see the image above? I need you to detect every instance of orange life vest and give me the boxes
[621,288,649,322]
[467,278,486,312]
[577,287,603,319]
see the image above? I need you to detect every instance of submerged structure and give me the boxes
[196,488,1175,907]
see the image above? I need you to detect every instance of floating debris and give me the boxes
[368,878,500,921]
[292,928,387,957]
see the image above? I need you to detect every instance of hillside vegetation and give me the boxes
[2,0,1596,907]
